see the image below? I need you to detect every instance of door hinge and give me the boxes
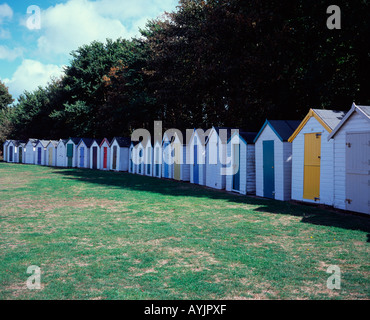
[316,133,321,138]
[346,199,352,204]
[314,197,320,201]
[346,142,351,148]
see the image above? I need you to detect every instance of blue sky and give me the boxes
[0,0,178,100]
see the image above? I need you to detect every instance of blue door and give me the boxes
[155,147,159,176]
[37,147,42,164]
[9,146,13,162]
[164,141,169,178]
[193,139,199,184]
[232,144,240,191]
[263,140,275,199]
[80,147,84,167]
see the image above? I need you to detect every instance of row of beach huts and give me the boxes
[2,103,370,215]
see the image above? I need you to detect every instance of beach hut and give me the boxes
[5,140,16,163]
[171,131,190,182]
[205,127,234,190]
[56,139,67,167]
[17,141,26,164]
[89,139,102,170]
[129,142,137,174]
[34,140,49,165]
[152,139,162,178]
[99,138,111,171]
[327,103,370,215]
[45,140,58,167]
[189,129,207,185]
[162,131,174,179]
[254,120,301,200]
[226,131,257,195]
[288,109,346,205]
[110,137,131,172]
[66,138,80,168]
[24,139,38,164]
[143,137,153,177]
[134,141,145,175]
[77,138,94,168]
[3,140,9,162]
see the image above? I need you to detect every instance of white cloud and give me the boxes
[37,0,129,56]
[3,59,64,99]
[0,3,13,39]
[35,0,178,57]
[0,3,13,23]
[0,46,23,61]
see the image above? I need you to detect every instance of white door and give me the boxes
[345,132,370,214]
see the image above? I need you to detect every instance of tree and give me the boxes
[0,81,13,110]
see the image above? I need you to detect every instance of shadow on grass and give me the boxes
[52,167,370,239]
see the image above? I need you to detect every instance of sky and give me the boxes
[0,0,178,101]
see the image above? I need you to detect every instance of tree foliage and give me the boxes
[1,0,369,141]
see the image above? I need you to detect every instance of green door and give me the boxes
[263,140,275,199]
[232,144,240,191]
[19,147,23,163]
[67,144,73,167]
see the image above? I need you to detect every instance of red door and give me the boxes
[103,147,107,169]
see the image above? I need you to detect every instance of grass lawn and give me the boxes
[0,162,369,300]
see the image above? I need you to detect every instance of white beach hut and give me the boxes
[3,140,9,162]
[254,120,300,200]
[56,139,68,167]
[34,140,49,165]
[135,141,145,175]
[16,141,26,164]
[77,138,94,169]
[89,139,102,170]
[288,109,346,205]
[143,137,153,177]
[327,103,370,215]
[99,138,111,171]
[5,140,16,163]
[171,131,190,182]
[162,131,174,179]
[45,140,58,167]
[110,137,131,172]
[189,129,208,185]
[205,127,234,190]
[66,138,80,168]
[226,131,257,195]
[152,139,162,178]
[24,139,39,164]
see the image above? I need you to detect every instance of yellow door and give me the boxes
[174,143,181,180]
[303,133,321,200]
[48,148,53,166]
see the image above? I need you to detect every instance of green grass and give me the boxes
[0,162,369,300]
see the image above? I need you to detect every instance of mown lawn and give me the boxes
[0,162,369,300]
